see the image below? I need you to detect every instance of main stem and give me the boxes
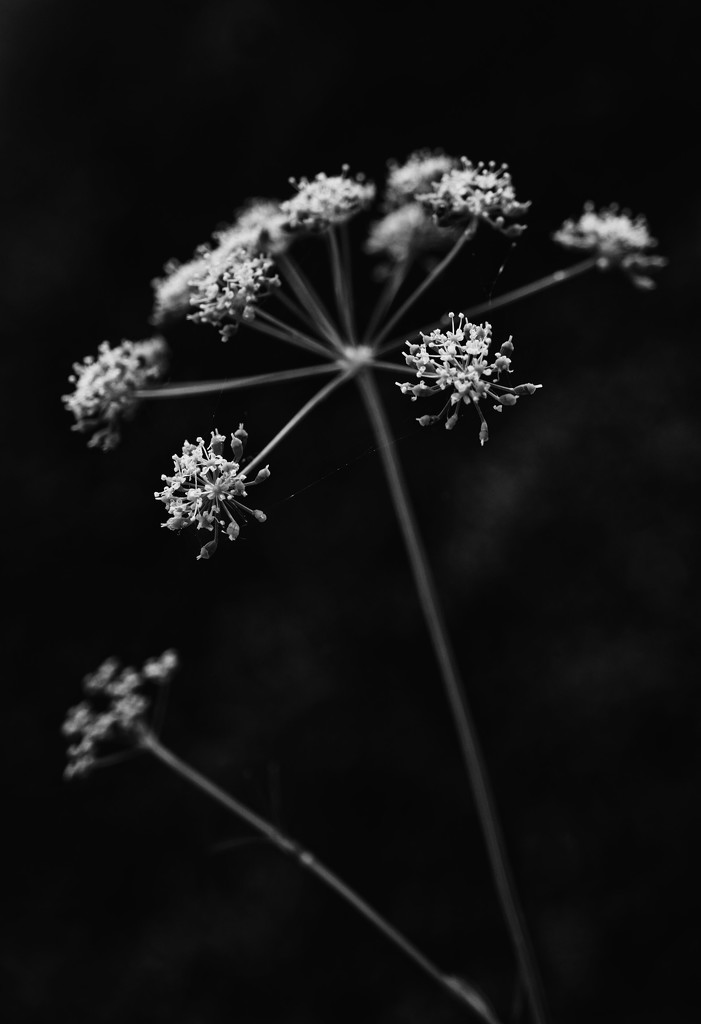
[356,370,548,1024]
[140,730,500,1024]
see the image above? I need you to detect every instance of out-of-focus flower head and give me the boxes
[62,650,179,779]
[384,150,458,210]
[281,166,375,234]
[397,313,541,445]
[155,426,269,560]
[151,255,209,325]
[188,247,280,341]
[553,203,666,289]
[418,158,530,237]
[365,203,460,272]
[214,198,291,257]
[63,336,168,451]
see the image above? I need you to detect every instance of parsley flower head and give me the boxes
[397,314,541,445]
[384,150,458,210]
[281,166,375,234]
[188,247,280,341]
[366,203,459,270]
[63,336,168,451]
[418,158,530,237]
[214,198,290,257]
[553,203,666,288]
[62,650,179,779]
[155,426,269,560]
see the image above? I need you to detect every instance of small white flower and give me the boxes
[155,426,269,559]
[418,158,530,237]
[553,203,666,288]
[281,166,375,233]
[397,313,541,444]
[63,337,168,451]
[384,150,458,210]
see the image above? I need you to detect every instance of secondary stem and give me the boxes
[371,222,476,349]
[242,369,354,478]
[136,363,340,400]
[376,256,599,357]
[356,369,548,1024]
[327,226,356,343]
[253,308,335,360]
[140,730,500,1023]
[277,253,345,351]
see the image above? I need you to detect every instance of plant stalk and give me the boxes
[356,369,548,1024]
[136,363,339,400]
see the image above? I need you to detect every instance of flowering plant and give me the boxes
[62,148,664,1023]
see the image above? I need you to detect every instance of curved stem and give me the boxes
[370,222,476,349]
[376,256,599,357]
[140,730,500,1023]
[242,369,354,478]
[356,370,548,1024]
[136,363,340,400]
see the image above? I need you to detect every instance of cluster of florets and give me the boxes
[281,167,376,233]
[155,427,269,560]
[418,159,531,237]
[397,314,541,444]
[63,336,168,451]
[188,248,281,340]
[365,203,459,271]
[62,650,179,779]
[553,203,666,288]
[384,150,458,210]
[214,199,290,258]
[151,255,209,325]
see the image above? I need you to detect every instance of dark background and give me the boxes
[2,1,700,1022]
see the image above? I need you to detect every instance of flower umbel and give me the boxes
[155,427,269,560]
[418,158,530,236]
[365,202,459,270]
[151,255,209,325]
[384,150,458,210]
[214,198,291,257]
[62,650,179,779]
[281,166,375,234]
[188,247,281,340]
[63,336,168,451]
[397,314,541,444]
[553,203,666,288]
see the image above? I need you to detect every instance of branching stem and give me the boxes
[277,253,345,351]
[136,363,339,400]
[140,730,501,1024]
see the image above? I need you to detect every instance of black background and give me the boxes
[2,1,700,1022]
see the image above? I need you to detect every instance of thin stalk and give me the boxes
[277,253,345,351]
[242,369,353,478]
[356,370,548,1024]
[371,222,476,349]
[272,286,324,335]
[376,256,599,357]
[253,309,335,360]
[371,359,415,377]
[327,227,356,343]
[362,260,411,344]
[139,730,500,1023]
[136,363,340,400]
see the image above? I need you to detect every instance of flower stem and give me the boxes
[362,260,412,344]
[327,228,355,343]
[136,363,340,400]
[356,369,548,1024]
[253,309,336,360]
[277,253,345,351]
[272,286,324,335]
[242,369,354,478]
[370,221,476,349]
[139,729,501,1023]
[376,256,599,357]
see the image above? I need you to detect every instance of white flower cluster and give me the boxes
[384,150,458,210]
[553,203,666,288]
[281,167,375,233]
[397,314,541,444]
[418,159,530,237]
[155,427,269,560]
[188,248,281,341]
[151,255,209,325]
[365,203,459,270]
[63,336,168,451]
[214,199,290,258]
[62,651,179,779]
